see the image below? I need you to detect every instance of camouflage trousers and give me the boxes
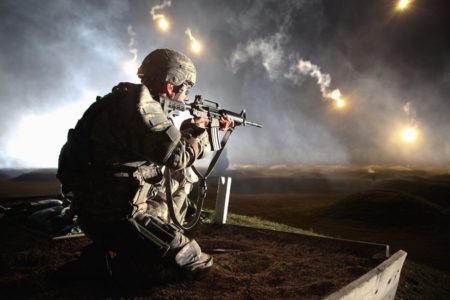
[72,167,212,284]
[133,166,198,225]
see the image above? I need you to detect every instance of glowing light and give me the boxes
[335,98,346,109]
[5,92,95,167]
[123,59,139,76]
[185,28,202,54]
[397,0,412,11]
[401,127,417,143]
[191,40,202,53]
[156,17,170,32]
[328,89,346,110]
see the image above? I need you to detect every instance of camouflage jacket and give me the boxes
[57,82,208,190]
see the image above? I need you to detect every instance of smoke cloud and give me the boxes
[0,0,131,167]
[0,0,449,168]
[229,32,285,80]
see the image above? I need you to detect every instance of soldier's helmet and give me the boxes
[137,48,196,86]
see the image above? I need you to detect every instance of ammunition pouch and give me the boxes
[108,163,163,185]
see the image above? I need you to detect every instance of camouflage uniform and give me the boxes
[57,49,212,282]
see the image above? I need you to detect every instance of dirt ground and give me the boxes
[1,165,449,298]
[0,222,384,299]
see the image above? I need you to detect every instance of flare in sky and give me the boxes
[400,102,419,143]
[401,127,418,143]
[397,0,412,11]
[150,0,172,32]
[296,60,347,110]
[185,28,202,54]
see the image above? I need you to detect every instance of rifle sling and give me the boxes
[165,128,234,231]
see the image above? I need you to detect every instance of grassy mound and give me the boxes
[0,169,26,180]
[11,169,57,182]
[373,177,450,208]
[320,189,447,228]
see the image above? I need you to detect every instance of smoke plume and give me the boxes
[150,0,172,20]
[229,31,344,104]
[286,59,343,103]
[123,25,139,76]
[127,25,138,58]
[403,102,417,126]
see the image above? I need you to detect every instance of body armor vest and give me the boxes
[57,83,181,190]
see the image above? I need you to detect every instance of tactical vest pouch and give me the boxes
[103,163,163,185]
[137,164,163,184]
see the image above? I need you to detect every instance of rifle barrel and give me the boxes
[172,99,263,128]
[244,120,263,128]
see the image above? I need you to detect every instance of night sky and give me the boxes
[0,0,449,167]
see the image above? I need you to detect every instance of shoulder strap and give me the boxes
[165,128,234,231]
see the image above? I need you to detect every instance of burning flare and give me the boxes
[150,0,172,32]
[294,60,347,110]
[401,127,417,143]
[335,99,346,109]
[157,17,170,31]
[397,0,412,11]
[401,102,419,143]
[327,89,346,109]
[185,28,202,54]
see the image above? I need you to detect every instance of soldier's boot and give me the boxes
[172,237,213,280]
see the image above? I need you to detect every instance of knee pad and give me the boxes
[130,212,212,279]
[130,211,183,256]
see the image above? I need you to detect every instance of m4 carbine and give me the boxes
[162,95,262,150]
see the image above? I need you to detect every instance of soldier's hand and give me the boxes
[219,114,235,131]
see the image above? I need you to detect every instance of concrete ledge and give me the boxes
[325,250,407,300]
